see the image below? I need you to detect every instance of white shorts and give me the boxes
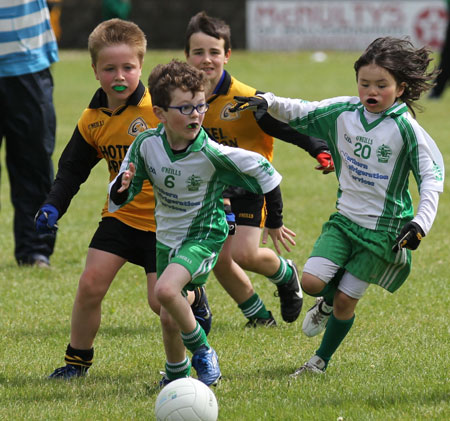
[303,256,370,299]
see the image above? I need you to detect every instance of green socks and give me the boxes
[316,313,355,366]
[268,256,292,285]
[238,293,271,320]
[165,357,191,380]
[167,322,209,381]
[181,321,209,354]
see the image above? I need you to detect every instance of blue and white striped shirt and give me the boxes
[0,0,58,77]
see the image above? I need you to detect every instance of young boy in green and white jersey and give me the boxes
[109,59,293,385]
[231,37,444,375]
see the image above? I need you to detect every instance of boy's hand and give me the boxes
[392,221,425,252]
[315,151,335,174]
[229,96,268,113]
[117,163,136,193]
[35,204,59,234]
[262,225,296,254]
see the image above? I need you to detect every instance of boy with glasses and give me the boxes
[109,59,293,385]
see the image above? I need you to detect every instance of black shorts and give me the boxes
[227,187,264,228]
[89,217,156,273]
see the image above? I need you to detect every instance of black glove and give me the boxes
[229,96,268,114]
[392,221,425,252]
[224,204,236,236]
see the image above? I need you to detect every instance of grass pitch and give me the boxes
[0,49,449,420]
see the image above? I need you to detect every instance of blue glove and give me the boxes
[35,204,59,234]
[224,204,236,236]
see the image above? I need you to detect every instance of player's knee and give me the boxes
[333,290,358,318]
[154,282,177,306]
[233,249,255,269]
[301,272,325,295]
[78,271,109,302]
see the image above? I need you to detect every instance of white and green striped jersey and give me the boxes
[109,125,281,249]
[262,93,444,234]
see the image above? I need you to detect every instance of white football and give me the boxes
[155,377,218,421]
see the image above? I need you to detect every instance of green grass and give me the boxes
[0,50,449,420]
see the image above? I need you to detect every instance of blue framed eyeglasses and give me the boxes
[167,103,209,115]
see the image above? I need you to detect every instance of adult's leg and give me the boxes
[4,69,56,264]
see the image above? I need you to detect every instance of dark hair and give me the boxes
[148,59,206,109]
[354,37,439,117]
[184,11,231,54]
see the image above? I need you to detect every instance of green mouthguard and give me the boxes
[113,86,126,92]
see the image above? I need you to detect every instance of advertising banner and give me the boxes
[247,0,448,50]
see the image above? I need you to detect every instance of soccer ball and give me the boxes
[155,377,218,421]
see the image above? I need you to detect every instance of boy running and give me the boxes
[184,11,333,327]
[231,37,444,375]
[35,19,210,379]
[109,59,293,385]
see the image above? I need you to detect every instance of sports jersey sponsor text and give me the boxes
[99,144,130,173]
[204,127,238,147]
[155,185,201,212]
[342,151,388,186]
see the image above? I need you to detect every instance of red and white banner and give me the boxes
[247,0,448,50]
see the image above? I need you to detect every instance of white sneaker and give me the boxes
[302,297,333,337]
[290,355,326,377]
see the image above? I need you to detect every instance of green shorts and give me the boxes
[310,213,411,293]
[156,240,222,292]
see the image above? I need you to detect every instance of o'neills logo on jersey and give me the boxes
[220,103,240,121]
[128,117,148,136]
[88,120,104,130]
[376,144,392,163]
